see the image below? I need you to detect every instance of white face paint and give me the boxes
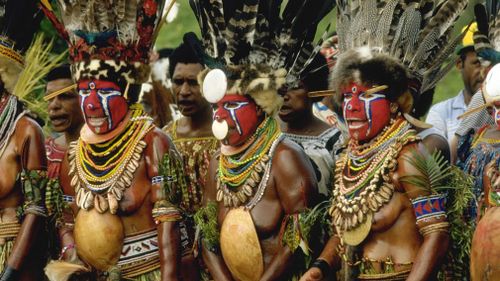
[494,105,500,129]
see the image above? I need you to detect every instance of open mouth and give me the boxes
[347,119,367,129]
[49,114,69,127]
[279,105,293,114]
[88,117,107,127]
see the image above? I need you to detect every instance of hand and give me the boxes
[300,267,323,281]
[0,266,19,281]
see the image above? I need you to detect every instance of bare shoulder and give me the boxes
[272,138,317,211]
[144,126,174,152]
[273,138,308,163]
[15,116,44,139]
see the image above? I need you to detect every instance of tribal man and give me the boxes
[279,52,343,199]
[190,0,335,280]
[301,0,468,280]
[44,64,85,261]
[163,33,218,280]
[42,1,183,280]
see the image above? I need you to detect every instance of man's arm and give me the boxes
[200,153,234,281]
[398,144,449,281]
[259,141,318,281]
[147,129,181,281]
[5,118,47,276]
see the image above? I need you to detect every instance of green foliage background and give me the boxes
[154,0,481,110]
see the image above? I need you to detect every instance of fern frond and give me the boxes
[400,149,452,193]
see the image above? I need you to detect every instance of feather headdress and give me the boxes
[40,0,167,87]
[190,0,335,114]
[473,1,500,56]
[332,0,469,117]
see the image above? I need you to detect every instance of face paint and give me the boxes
[342,83,391,142]
[212,94,259,146]
[493,103,500,129]
[78,79,128,134]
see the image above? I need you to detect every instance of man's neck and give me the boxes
[177,107,213,138]
[65,127,82,145]
[462,88,473,106]
[282,111,325,136]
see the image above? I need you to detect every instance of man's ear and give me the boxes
[456,57,464,70]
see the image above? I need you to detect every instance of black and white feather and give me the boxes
[335,0,468,94]
[189,0,335,88]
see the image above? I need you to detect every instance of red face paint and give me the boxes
[213,94,259,146]
[78,79,128,134]
[492,102,500,129]
[342,83,391,142]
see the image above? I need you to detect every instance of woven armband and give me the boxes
[21,169,48,217]
[411,194,447,224]
[152,200,182,224]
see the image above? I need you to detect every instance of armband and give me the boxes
[21,169,48,217]
[152,200,182,223]
[411,194,447,224]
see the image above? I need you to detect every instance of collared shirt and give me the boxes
[425,90,468,142]
[455,89,494,137]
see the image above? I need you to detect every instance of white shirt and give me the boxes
[425,90,468,142]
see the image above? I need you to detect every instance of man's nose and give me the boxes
[85,91,101,111]
[48,97,62,112]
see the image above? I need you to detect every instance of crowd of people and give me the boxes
[0,0,499,280]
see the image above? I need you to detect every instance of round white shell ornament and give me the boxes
[203,69,227,103]
[212,120,229,140]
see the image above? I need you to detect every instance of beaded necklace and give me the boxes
[68,108,154,214]
[217,117,282,207]
[329,118,418,244]
[0,95,26,158]
[472,127,500,148]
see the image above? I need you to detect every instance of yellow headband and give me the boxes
[43,84,77,101]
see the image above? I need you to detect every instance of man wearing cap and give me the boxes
[425,23,483,143]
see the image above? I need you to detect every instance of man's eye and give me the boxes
[224,103,240,109]
[98,90,114,95]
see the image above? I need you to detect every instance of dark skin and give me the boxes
[59,126,181,280]
[278,87,331,136]
[457,49,483,105]
[0,99,47,280]
[416,129,451,162]
[172,63,212,138]
[202,115,318,281]
[301,113,449,281]
[170,62,211,280]
[47,78,85,147]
